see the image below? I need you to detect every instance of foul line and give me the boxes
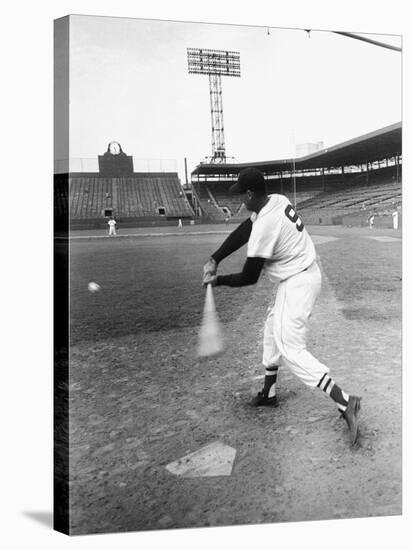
[63,230,233,240]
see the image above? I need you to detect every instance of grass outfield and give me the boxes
[69,231,250,343]
[68,224,401,343]
[64,224,402,534]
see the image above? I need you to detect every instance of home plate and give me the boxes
[312,236,339,245]
[364,236,400,243]
[165,441,236,478]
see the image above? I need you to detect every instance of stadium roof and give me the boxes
[191,122,401,176]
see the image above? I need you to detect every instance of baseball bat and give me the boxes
[197,284,225,358]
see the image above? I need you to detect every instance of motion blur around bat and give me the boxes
[197,284,225,358]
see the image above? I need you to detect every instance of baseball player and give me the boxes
[203,168,361,445]
[392,210,399,230]
[108,217,117,236]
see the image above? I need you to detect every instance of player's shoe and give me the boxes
[341,395,361,445]
[250,391,279,407]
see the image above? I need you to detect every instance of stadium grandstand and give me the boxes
[54,141,194,230]
[54,125,401,231]
[190,122,402,228]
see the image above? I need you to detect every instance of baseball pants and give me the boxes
[262,260,329,387]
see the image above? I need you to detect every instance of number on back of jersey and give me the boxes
[284,204,304,232]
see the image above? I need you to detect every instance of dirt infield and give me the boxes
[66,224,402,534]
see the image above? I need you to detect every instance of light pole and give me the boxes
[187,48,241,163]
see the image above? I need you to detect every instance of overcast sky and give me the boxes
[65,14,402,181]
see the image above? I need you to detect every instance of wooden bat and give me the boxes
[197,284,225,358]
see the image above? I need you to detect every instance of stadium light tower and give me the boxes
[187,48,241,163]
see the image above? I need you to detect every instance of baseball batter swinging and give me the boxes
[203,168,361,445]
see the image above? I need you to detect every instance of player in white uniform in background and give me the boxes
[203,168,361,445]
[108,217,117,236]
[392,210,399,230]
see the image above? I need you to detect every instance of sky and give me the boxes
[62,15,402,182]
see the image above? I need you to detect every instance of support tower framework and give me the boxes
[187,48,241,163]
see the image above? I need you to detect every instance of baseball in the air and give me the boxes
[88,282,101,293]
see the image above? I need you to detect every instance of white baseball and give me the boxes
[88,282,101,293]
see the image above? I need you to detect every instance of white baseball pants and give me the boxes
[262,261,329,387]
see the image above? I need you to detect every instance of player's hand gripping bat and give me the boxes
[202,257,217,286]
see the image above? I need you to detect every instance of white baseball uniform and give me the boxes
[107,220,116,236]
[247,194,329,387]
[392,211,399,230]
[108,219,117,236]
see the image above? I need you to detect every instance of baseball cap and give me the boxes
[229,167,267,194]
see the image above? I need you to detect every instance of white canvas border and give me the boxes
[1,0,410,548]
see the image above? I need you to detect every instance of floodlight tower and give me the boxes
[187,48,241,163]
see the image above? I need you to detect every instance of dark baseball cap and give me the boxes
[229,167,267,194]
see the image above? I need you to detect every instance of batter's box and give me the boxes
[364,236,401,243]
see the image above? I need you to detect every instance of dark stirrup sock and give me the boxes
[263,365,279,398]
[317,373,349,412]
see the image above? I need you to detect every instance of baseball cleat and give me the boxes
[249,391,279,407]
[342,395,361,445]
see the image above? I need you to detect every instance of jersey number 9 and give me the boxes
[285,204,304,232]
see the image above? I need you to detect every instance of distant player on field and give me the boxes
[202,168,361,445]
[392,210,399,230]
[108,217,117,236]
